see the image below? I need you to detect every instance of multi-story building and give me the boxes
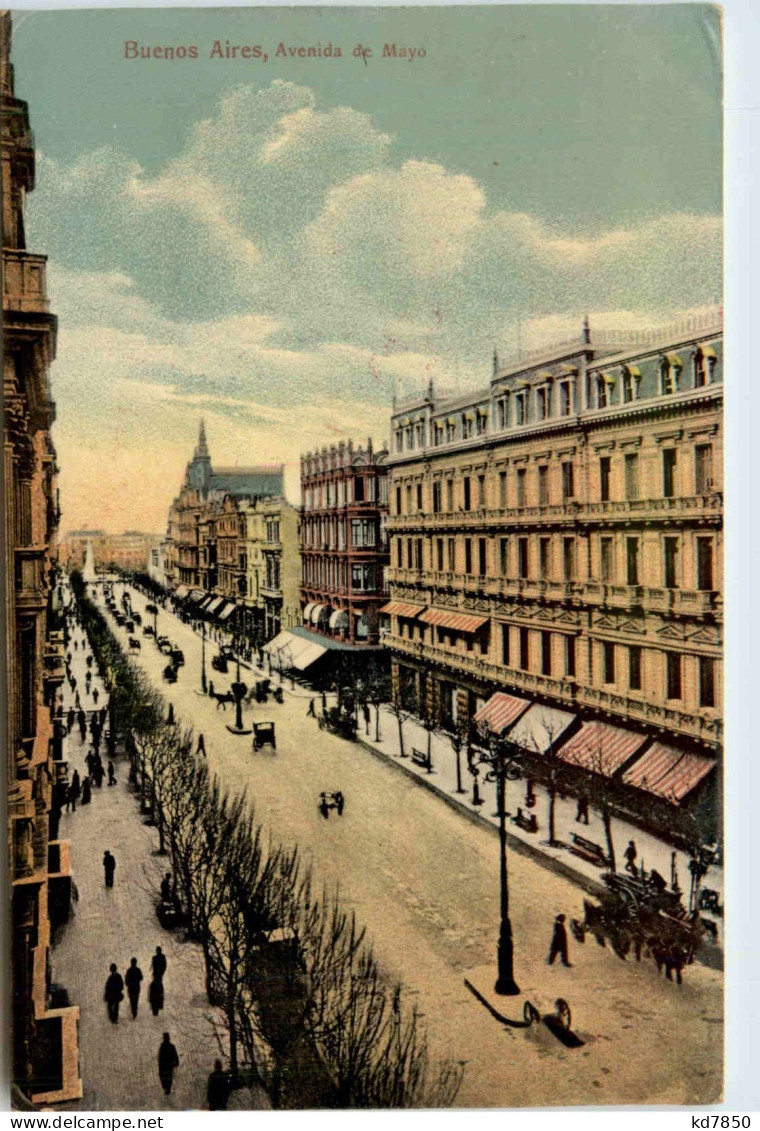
[300,439,390,645]
[59,529,161,573]
[258,497,301,640]
[384,314,722,830]
[2,11,81,1102]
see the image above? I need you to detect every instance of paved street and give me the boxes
[51,611,269,1112]
[84,582,723,1109]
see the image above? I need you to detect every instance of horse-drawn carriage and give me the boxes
[252,721,276,751]
[211,653,229,673]
[317,706,357,741]
[318,791,345,818]
[128,636,141,650]
[163,663,178,684]
[579,870,707,974]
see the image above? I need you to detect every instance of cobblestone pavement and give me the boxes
[51,606,269,1112]
[90,583,722,1109]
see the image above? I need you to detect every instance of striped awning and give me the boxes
[508,703,577,754]
[557,721,647,777]
[218,602,237,621]
[380,600,426,619]
[310,604,328,625]
[174,585,189,600]
[329,608,350,630]
[206,596,224,615]
[419,607,489,633]
[188,590,205,603]
[198,595,215,610]
[302,602,315,623]
[473,692,531,736]
[623,743,716,803]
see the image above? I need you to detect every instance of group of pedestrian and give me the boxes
[103,947,169,1024]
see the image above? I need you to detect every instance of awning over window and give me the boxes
[310,603,327,625]
[380,600,426,618]
[205,596,224,615]
[302,602,315,623]
[699,346,717,359]
[188,590,205,603]
[622,743,716,803]
[419,608,489,633]
[174,585,189,600]
[508,704,577,754]
[218,602,237,621]
[197,595,214,610]
[262,631,326,671]
[329,608,350,630]
[473,692,531,736]
[557,721,646,777]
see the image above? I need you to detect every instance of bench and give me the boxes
[568,832,611,869]
[411,748,432,772]
[511,807,538,834]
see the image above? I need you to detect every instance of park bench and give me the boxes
[410,748,432,771]
[568,832,611,869]
[511,806,539,834]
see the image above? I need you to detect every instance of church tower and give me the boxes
[186,419,212,495]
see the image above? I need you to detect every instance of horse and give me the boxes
[212,691,236,711]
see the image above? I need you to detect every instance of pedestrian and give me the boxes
[93,761,105,789]
[81,776,92,805]
[87,655,93,669]
[152,945,167,982]
[74,691,81,710]
[167,704,175,725]
[575,795,589,825]
[208,680,215,699]
[100,706,108,727]
[67,707,75,733]
[547,913,572,967]
[78,714,86,744]
[362,703,371,734]
[307,698,316,717]
[148,978,164,1017]
[160,873,173,904]
[108,760,116,786]
[93,687,99,706]
[624,840,638,877]
[321,690,327,712]
[125,957,143,1019]
[104,963,124,1024]
[196,733,206,757]
[103,850,116,888]
[68,777,80,813]
[157,1033,179,1096]
[207,1060,230,1111]
[73,640,78,651]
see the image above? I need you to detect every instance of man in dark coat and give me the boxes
[152,945,167,982]
[125,957,143,1019]
[67,707,75,734]
[81,776,92,805]
[207,1060,230,1111]
[103,850,116,888]
[160,873,173,904]
[148,977,164,1016]
[547,913,572,967]
[158,1033,179,1095]
[93,686,99,706]
[104,963,124,1023]
[624,839,638,876]
[108,760,117,786]
[196,733,206,757]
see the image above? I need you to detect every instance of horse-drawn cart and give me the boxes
[253,720,276,751]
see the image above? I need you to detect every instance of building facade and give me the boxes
[384,315,722,828]
[300,439,390,645]
[59,529,161,574]
[3,11,81,1101]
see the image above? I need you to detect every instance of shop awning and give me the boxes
[508,703,577,754]
[310,603,327,625]
[622,743,716,803]
[218,602,237,621]
[473,692,531,736]
[262,631,326,671]
[419,608,489,633]
[557,721,647,777]
[174,585,189,600]
[292,639,328,671]
[329,608,350,630]
[197,595,215,610]
[188,590,205,603]
[380,600,426,618]
[302,602,315,623]
[205,596,224,615]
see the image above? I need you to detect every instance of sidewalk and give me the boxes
[51,598,269,1111]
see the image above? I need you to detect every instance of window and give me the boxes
[666,652,682,700]
[395,486,402,515]
[515,391,527,425]
[600,456,611,501]
[699,656,716,707]
[536,387,548,420]
[432,481,442,513]
[597,376,609,409]
[661,357,681,395]
[601,537,614,582]
[395,431,403,453]
[559,381,572,416]
[497,395,509,429]
[434,422,444,447]
[663,448,677,498]
[405,484,412,513]
[499,471,507,508]
[406,539,413,569]
[697,537,714,590]
[462,414,473,439]
[436,538,444,571]
[478,538,487,576]
[501,624,510,666]
[354,477,366,502]
[519,628,530,671]
[538,465,549,505]
[628,646,642,691]
[351,563,377,592]
[416,483,422,511]
[695,444,713,495]
[414,538,423,570]
[563,538,575,581]
[499,537,509,575]
[446,479,454,511]
[539,537,551,579]
[518,538,529,579]
[517,468,527,507]
[603,641,616,684]
[541,631,552,675]
[626,537,640,585]
[464,539,472,575]
[476,410,487,435]
[565,635,576,677]
[623,367,637,403]
[445,419,456,443]
[463,477,471,512]
[447,538,455,571]
[664,537,679,589]
[561,461,575,500]
[477,474,486,507]
[624,453,639,501]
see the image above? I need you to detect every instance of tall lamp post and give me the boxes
[200,621,207,694]
[227,617,250,735]
[470,727,525,996]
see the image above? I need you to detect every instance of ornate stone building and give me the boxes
[384,314,722,830]
[3,10,81,1101]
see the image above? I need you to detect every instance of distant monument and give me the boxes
[82,538,96,583]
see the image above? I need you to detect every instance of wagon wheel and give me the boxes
[618,886,640,915]
[523,1000,540,1026]
[554,998,571,1030]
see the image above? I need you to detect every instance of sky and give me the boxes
[10,4,722,533]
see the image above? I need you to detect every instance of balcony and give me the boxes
[583,494,722,524]
[2,249,50,315]
[14,545,48,609]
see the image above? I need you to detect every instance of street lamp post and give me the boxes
[201,621,207,695]
[471,729,524,996]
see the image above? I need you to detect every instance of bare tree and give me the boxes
[562,735,618,871]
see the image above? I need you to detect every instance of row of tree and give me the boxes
[69,572,463,1109]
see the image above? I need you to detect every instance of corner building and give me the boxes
[385,315,722,833]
